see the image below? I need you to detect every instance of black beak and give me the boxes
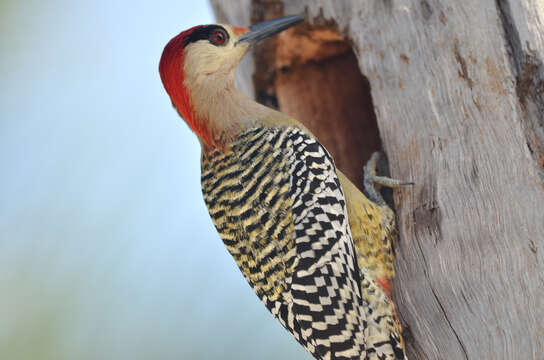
[236,14,304,45]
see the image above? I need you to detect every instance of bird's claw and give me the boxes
[364,152,413,206]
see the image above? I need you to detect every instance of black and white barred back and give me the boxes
[201,127,402,359]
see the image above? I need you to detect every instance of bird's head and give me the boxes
[159,14,304,148]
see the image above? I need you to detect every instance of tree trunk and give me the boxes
[210,1,544,359]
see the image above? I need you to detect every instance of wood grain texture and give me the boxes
[210,1,544,358]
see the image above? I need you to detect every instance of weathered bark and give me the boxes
[210,1,544,359]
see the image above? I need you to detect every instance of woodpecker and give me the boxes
[159,14,409,360]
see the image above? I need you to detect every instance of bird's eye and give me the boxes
[210,29,227,46]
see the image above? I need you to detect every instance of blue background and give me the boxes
[0,1,310,358]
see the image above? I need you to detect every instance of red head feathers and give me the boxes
[159,25,217,145]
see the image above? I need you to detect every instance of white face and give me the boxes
[183,25,250,84]
[180,25,254,141]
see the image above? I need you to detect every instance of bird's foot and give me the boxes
[364,152,413,206]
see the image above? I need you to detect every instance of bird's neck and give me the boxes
[185,71,279,151]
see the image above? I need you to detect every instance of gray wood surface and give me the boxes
[210,1,544,359]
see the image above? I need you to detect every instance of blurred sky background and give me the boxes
[0,0,310,359]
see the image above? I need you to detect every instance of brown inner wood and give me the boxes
[274,27,381,189]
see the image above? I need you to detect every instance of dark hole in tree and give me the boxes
[271,27,382,191]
